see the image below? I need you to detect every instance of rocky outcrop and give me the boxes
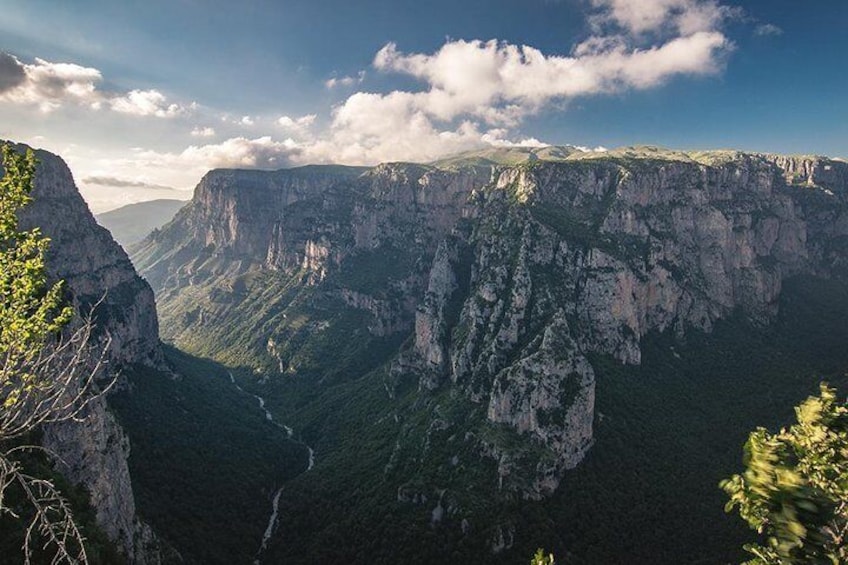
[406,153,848,495]
[133,147,848,499]
[5,143,165,563]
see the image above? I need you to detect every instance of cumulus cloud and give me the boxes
[277,114,316,134]
[589,0,740,36]
[0,52,26,93]
[111,89,191,117]
[325,71,365,89]
[0,53,191,116]
[240,115,255,126]
[180,136,300,168]
[191,126,216,137]
[81,175,178,191]
[0,55,102,111]
[480,130,550,148]
[372,33,730,126]
[754,23,783,37]
[307,96,491,163]
[298,0,735,164]
[123,136,302,178]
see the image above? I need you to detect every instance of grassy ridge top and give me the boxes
[429,144,841,170]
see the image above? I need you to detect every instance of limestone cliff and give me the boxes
[134,147,848,498]
[5,143,164,563]
[406,151,848,494]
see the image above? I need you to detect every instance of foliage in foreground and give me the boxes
[722,384,848,564]
[530,548,555,565]
[0,143,108,564]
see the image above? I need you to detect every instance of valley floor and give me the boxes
[111,276,848,564]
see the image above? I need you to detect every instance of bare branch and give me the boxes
[1,298,116,565]
[16,470,88,565]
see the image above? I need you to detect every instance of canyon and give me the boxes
[7,142,848,564]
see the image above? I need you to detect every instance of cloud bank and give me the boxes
[5,0,745,210]
[81,175,178,191]
[0,52,192,116]
[293,0,735,164]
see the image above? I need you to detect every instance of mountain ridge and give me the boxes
[133,147,848,506]
[96,199,187,249]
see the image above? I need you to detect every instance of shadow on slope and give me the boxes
[254,276,848,565]
[109,346,310,564]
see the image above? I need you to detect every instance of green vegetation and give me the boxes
[205,275,848,565]
[108,346,310,564]
[0,144,72,409]
[0,143,114,564]
[531,548,555,565]
[721,384,847,564]
[217,278,845,565]
[0,441,124,565]
[333,245,416,294]
[521,277,848,564]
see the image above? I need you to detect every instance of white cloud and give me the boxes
[303,0,735,164]
[304,93,491,164]
[119,136,302,180]
[0,52,191,117]
[754,23,783,37]
[111,89,189,118]
[372,32,730,127]
[277,114,316,133]
[325,71,366,89]
[240,115,255,126]
[304,25,727,163]
[178,136,299,168]
[0,55,102,111]
[480,130,549,148]
[589,0,739,36]
[191,126,216,137]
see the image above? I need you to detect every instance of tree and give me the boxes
[0,143,111,564]
[721,383,848,564]
[530,548,555,565]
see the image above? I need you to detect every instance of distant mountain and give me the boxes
[96,198,187,249]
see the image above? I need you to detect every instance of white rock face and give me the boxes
[415,241,460,388]
[411,153,848,496]
[6,143,165,563]
[133,148,848,500]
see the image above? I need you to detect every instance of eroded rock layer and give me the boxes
[134,148,848,497]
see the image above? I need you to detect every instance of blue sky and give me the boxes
[1,0,846,211]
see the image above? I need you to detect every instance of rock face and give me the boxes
[134,147,848,498]
[5,143,164,563]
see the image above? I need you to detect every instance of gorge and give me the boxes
[6,143,848,564]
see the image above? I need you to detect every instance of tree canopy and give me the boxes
[0,143,106,564]
[721,383,848,564]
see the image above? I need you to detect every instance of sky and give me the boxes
[1,0,846,212]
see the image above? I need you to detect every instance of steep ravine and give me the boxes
[136,148,848,496]
[133,147,848,561]
[4,142,166,563]
[226,372,314,564]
